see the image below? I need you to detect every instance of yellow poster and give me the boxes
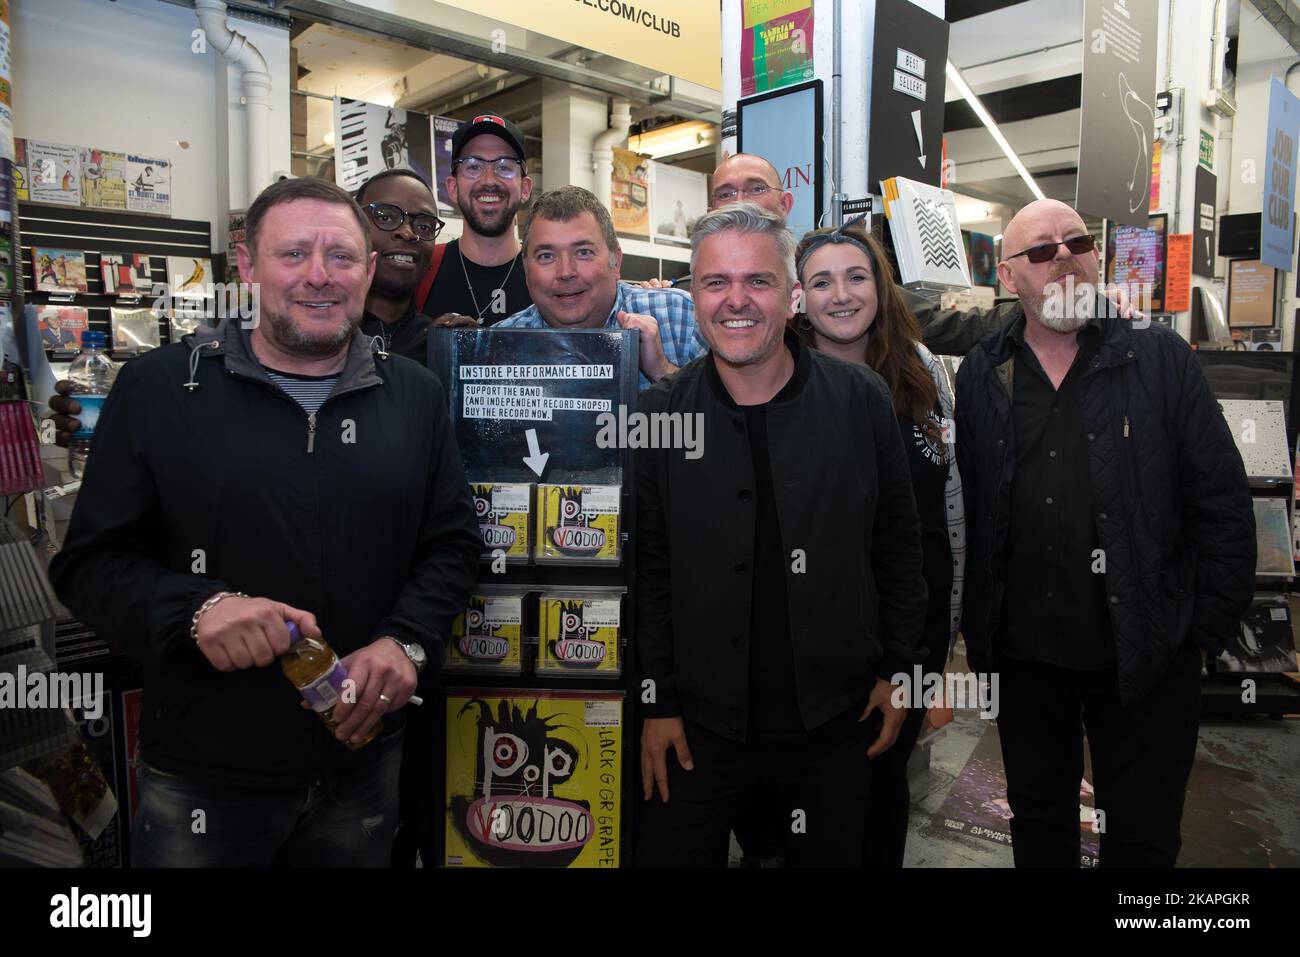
[611,148,650,239]
[444,690,623,868]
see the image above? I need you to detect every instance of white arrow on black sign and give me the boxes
[523,428,550,477]
[912,110,926,168]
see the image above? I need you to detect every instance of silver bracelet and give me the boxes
[191,591,248,643]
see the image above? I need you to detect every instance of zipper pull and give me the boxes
[1123,415,1130,438]
[307,412,317,454]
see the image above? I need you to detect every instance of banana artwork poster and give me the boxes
[166,256,212,300]
[444,690,622,868]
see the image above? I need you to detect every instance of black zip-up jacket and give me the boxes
[636,333,928,738]
[49,319,481,788]
[955,302,1255,704]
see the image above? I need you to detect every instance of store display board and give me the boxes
[443,689,622,868]
[429,328,639,867]
[1193,165,1217,278]
[1104,214,1166,313]
[737,79,823,241]
[1227,259,1278,329]
[1218,399,1292,483]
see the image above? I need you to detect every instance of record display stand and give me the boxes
[428,327,640,868]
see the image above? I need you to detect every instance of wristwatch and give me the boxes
[383,636,427,675]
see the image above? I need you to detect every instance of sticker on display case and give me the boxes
[471,482,531,561]
[537,593,621,676]
[445,594,524,674]
[535,484,621,563]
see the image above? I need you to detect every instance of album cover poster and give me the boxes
[125,154,171,215]
[27,140,80,206]
[37,305,88,352]
[444,689,622,868]
[445,593,525,674]
[1253,497,1295,578]
[79,148,127,210]
[432,115,463,213]
[166,255,212,300]
[333,97,433,193]
[1217,598,1298,673]
[32,247,88,295]
[111,306,161,353]
[99,253,152,297]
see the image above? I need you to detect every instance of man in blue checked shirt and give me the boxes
[495,185,704,389]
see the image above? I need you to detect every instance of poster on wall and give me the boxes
[80,148,127,210]
[867,0,949,190]
[432,115,463,214]
[333,96,433,194]
[12,135,26,201]
[610,147,650,239]
[444,689,622,868]
[650,161,708,246]
[1193,165,1217,278]
[27,140,81,206]
[126,154,171,215]
[1261,77,1300,272]
[738,79,823,240]
[739,0,815,97]
[1076,0,1159,226]
[1164,233,1192,313]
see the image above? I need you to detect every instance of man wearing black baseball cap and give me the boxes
[418,113,535,328]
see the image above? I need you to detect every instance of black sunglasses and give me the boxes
[1005,234,1096,264]
[363,202,444,242]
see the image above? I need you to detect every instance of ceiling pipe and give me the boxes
[593,98,632,212]
[195,0,272,202]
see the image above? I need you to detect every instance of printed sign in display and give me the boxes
[868,0,949,190]
[1193,165,1217,278]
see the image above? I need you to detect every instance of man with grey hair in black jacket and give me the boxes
[50,177,482,867]
[955,198,1254,868]
[635,202,927,867]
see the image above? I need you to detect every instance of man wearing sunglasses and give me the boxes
[418,114,534,329]
[954,198,1253,868]
[356,168,445,362]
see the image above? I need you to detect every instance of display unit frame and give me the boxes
[736,78,825,239]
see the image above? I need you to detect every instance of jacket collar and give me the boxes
[188,317,384,393]
[705,328,810,410]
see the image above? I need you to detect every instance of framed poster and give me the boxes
[739,0,815,97]
[126,154,171,215]
[27,140,81,206]
[80,148,127,210]
[333,97,433,193]
[737,78,824,240]
[651,161,707,246]
[611,148,650,239]
[444,689,623,868]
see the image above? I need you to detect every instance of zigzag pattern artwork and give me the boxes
[914,198,962,269]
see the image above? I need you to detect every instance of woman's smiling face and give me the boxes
[800,242,879,347]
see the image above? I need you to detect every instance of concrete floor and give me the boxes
[730,645,1300,868]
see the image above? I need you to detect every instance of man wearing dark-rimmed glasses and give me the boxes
[421,114,534,328]
[356,168,444,362]
[954,198,1253,868]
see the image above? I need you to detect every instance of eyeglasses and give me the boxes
[454,156,526,180]
[712,183,781,204]
[1005,234,1096,264]
[364,202,444,242]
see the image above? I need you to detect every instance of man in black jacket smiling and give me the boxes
[635,202,927,867]
[49,177,481,867]
[955,198,1254,868]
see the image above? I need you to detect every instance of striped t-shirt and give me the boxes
[264,368,338,415]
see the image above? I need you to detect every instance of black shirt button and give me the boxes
[738,488,753,502]
[1045,496,1053,505]
[734,561,749,573]
[729,704,739,712]
[1046,591,1054,599]
[732,634,745,646]
[1126,350,1135,358]
[1046,544,1053,552]
[1049,450,1057,458]
[1099,512,1107,521]
[1087,432,1096,441]
[997,439,1005,447]
[1109,595,1119,604]
[730,727,741,735]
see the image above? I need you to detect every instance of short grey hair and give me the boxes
[689,201,797,287]
[522,185,621,264]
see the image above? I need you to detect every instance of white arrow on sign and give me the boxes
[523,428,549,477]
[911,110,926,168]
[1205,236,1211,262]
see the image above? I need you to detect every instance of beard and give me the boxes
[263,304,357,358]
[1023,268,1097,333]
[458,188,520,238]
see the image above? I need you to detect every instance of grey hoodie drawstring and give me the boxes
[184,340,220,391]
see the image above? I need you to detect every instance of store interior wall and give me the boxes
[13,0,292,247]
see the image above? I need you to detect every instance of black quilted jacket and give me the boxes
[954,303,1255,704]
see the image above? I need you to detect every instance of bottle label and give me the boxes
[70,394,107,438]
[297,660,349,712]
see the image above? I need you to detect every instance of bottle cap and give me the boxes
[80,330,108,349]
[286,621,302,644]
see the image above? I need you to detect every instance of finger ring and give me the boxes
[378,693,392,705]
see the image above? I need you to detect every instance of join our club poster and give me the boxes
[444,690,622,868]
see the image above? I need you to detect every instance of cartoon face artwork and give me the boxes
[449,699,591,867]
[547,600,606,669]
[456,596,510,662]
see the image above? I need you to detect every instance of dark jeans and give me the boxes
[392,696,438,867]
[131,728,403,868]
[637,715,874,868]
[994,643,1202,867]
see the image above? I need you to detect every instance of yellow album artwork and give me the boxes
[471,482,531,561]
[537,593,621,675]
[535,484,621,563]
[445,594,524,674]
[444,690,623,868]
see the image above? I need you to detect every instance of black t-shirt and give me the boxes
[358,301,433,365]
[422,239,532,326]
[898,407,953,654]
